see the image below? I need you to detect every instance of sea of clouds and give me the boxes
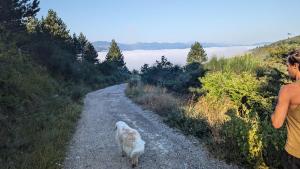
[97,46,257,71]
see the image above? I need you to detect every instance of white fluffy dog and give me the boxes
[115,121,145,168]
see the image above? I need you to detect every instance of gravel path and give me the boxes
[64,83,239,169]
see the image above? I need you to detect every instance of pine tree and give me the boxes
[186,42,207,64]
[77,32,88,53]
[0,0,40,31]
[72,33,81,54]
[41,9,70,40]
[83,42,98,64]
[72,32,98,63]
[105,39,125,67]
[26,16,39,33]
[156,56,172,69]
[0,0,40,48]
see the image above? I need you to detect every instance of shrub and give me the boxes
[198,70,286,168]
[141,56,206,93]
[0,49,82,169]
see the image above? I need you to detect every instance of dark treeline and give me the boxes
[0,0,129,168]
[140,42,207,93]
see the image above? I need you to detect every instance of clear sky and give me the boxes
[37,0,300,44]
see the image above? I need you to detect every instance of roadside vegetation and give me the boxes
[0,1,129,168]
[126,36,300,168]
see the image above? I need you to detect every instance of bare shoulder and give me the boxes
[278,84,291,97]
[280,84,290,92]
[280,83,300,97]
[284,82,300,90]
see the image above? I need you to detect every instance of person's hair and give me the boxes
[287,49,300,70]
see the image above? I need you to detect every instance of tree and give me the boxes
[73,32,97,63]
[26,16,39,33]
[105,39,125,67]
[83,42,98,64]
[72,33,81,54]
[156,56,172,69]
[186,42,207,64]
[0,0,40,32]
[77,32,88,53]
[0,0,40,49]
[141,64,149,73]
[41,9,70,41]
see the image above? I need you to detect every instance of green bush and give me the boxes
[141,56,206,93]
[165,109,211,138]
[69,84,90,102]
[128,74,141,88]
[0,48,83,169]
[198,70,287,168]
[200,71,268,107]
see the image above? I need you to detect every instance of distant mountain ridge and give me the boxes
[92,41,270,52]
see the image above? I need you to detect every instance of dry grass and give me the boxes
[185,96,235,143]
[126,84,182,117]
[192,96,234,127]
[126,83,233,142]
[127,83,236,142]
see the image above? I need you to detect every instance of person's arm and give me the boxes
[271,85,290,129]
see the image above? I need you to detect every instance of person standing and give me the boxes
[271,49,300,169]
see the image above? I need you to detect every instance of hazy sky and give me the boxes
[37,0,300,44]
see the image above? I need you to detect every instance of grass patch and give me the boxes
[125,82,210,139]
[18,101,82,169]
[126,83,181,117]
[205,54,263,74]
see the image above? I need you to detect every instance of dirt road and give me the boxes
[64,84,239,169]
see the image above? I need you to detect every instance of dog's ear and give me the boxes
[114,125,117,131]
